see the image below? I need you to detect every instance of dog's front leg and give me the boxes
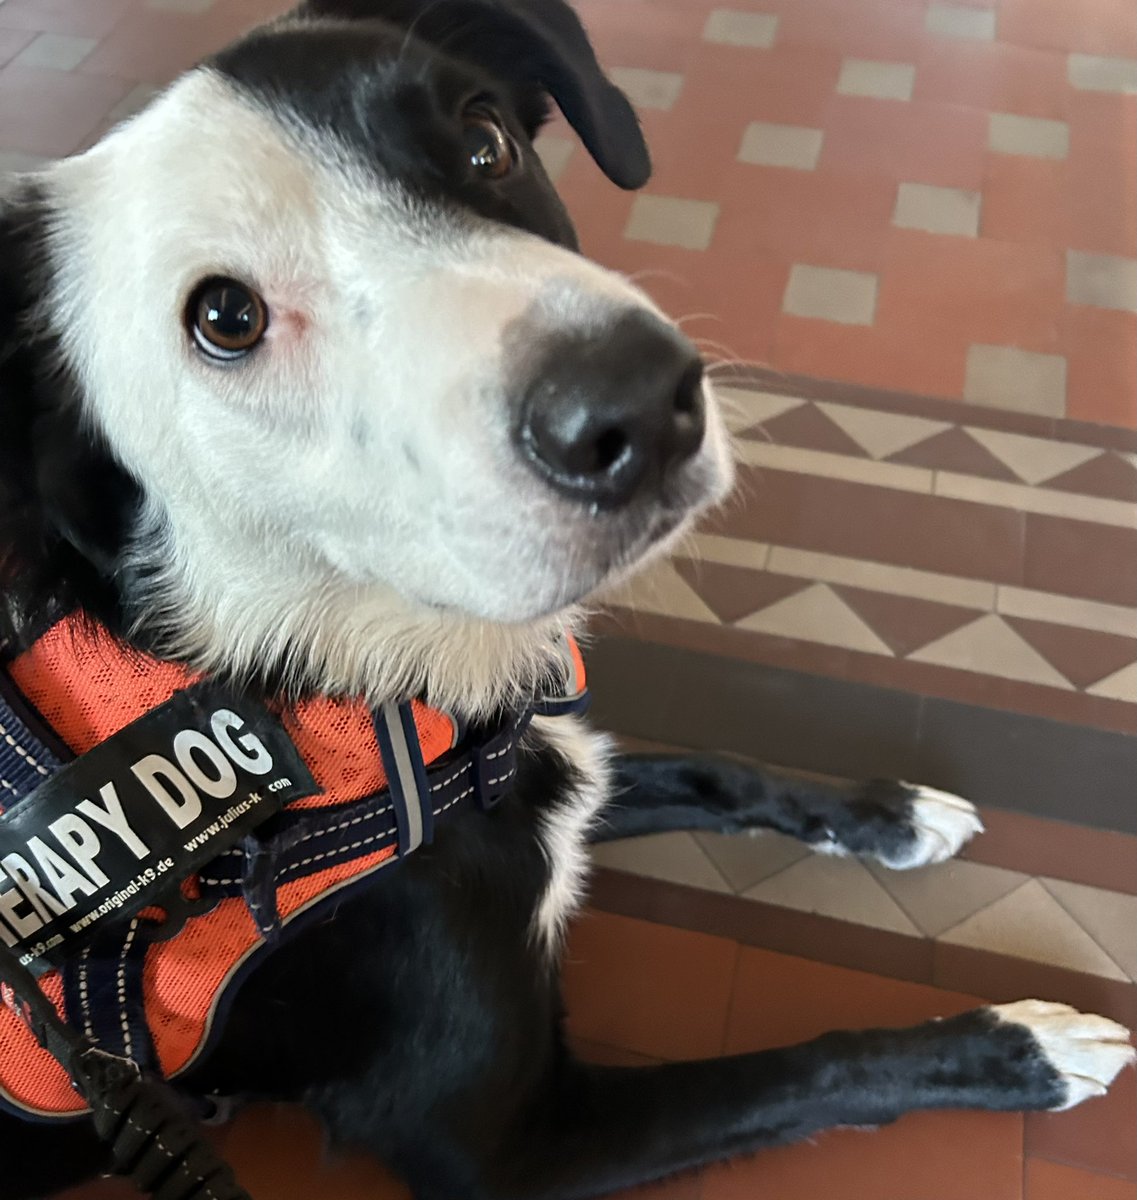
[593,754,983,870]
[465,1001,1132,1200]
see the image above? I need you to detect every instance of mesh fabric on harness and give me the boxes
[0,613,587,1123]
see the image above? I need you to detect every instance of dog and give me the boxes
[0,1,1132,1197]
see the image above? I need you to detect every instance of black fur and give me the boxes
[0,3,1091,1197]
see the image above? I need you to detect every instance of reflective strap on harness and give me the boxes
[0,668,67,810]
[1,939,253,1199]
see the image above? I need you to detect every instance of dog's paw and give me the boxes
[814,781,984,869]
[992,1000,1136,1110]
[876,785,984,869]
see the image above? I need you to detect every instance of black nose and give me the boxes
[514,310,706,509]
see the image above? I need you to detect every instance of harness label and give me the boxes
[0,683,319,975]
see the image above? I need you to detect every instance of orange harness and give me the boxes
[0,614,586,1120]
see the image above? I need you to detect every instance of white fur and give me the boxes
[530,715,614,948]
[991,1000,1136,1110]
[876,786,984,869]
[37,68,732,715]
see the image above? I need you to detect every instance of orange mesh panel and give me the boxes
[0,972,83,1115]
[146,849,394,1078]
[10,619,196,755]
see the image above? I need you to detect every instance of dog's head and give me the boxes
[0,0,732,710]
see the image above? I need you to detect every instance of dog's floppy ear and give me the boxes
[295,0,651,188]
[0,181,141,637]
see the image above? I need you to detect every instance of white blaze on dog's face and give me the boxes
[14,3,732,710]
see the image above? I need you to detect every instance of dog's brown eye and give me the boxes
[188,278,268,361]
[462,106,518,179]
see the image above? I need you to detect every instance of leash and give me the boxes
[0,940,251,1200]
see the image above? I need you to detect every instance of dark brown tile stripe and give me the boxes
[586,632,1137,834]
[588,871,1137,1032]
[713,365,1137,455]
[606,734,1137,896]
[1024,514,1137,609]
[706,466,1028,588]
[592,610,1137,736]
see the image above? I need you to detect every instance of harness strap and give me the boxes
[1,939,251,1199]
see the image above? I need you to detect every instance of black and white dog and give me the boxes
[0,1,1131,1196]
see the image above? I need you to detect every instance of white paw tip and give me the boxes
[884,785,984,869]
[992,999,1136,1111]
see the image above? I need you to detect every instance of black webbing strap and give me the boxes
[0,942,251,1200]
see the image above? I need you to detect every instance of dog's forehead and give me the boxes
[209,19,506,173]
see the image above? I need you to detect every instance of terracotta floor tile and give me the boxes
[0,64,132,156]
[562,909,740,1061]
[1063,308,1137,428]
[724,945,982,1054]
[771,315,969,398]
[1065,93,1137,257]
[913,38,1070,119]
[777,0,928,61]
[681,39,845,128]
[213,1105,411,1200]
[999,0,1137,58]
[982,155,1070,248]
[578,0,706,72]
[1026,1068,1137,1181]
[712,163,897,273]
[1025,1159,1137,1200]
[700,1110,1024,1200]
[819,96,989,189]
[877,230,1066,352]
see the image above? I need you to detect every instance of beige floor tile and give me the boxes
[866,858,1029,938]
[737,440,934,493]
[925,3,996,40]
[934,471,1136,528]
[893,182,981,236]
[783,264,878,325]
[1085,661,1137,702]
[1067,53,1137,94]
[693,830,812,893]
[767,545,996,610]
[738,121,824,170]
[996,586,1137,639]
[816,402,950,459]
[735,582,895,655]
[743,855,922,935]
[602,559,720,623]
[624,194,719,250]
[1066,251,1137,314]
[535,135,575,183]
[837,58,916,101]
[1041,878,1137,981]
[963,344,1067,416]
[908,614,1074,688]
[148,0,218,10]
[939,880,1130,980]
[590,832,732,892]
[608,67,684,111]
[988,113,1069,160]
[713,387,805,431]
[11,32,97,70]
[964,427,1100,485]
[703,9,779,48]
[688,532,771,571]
